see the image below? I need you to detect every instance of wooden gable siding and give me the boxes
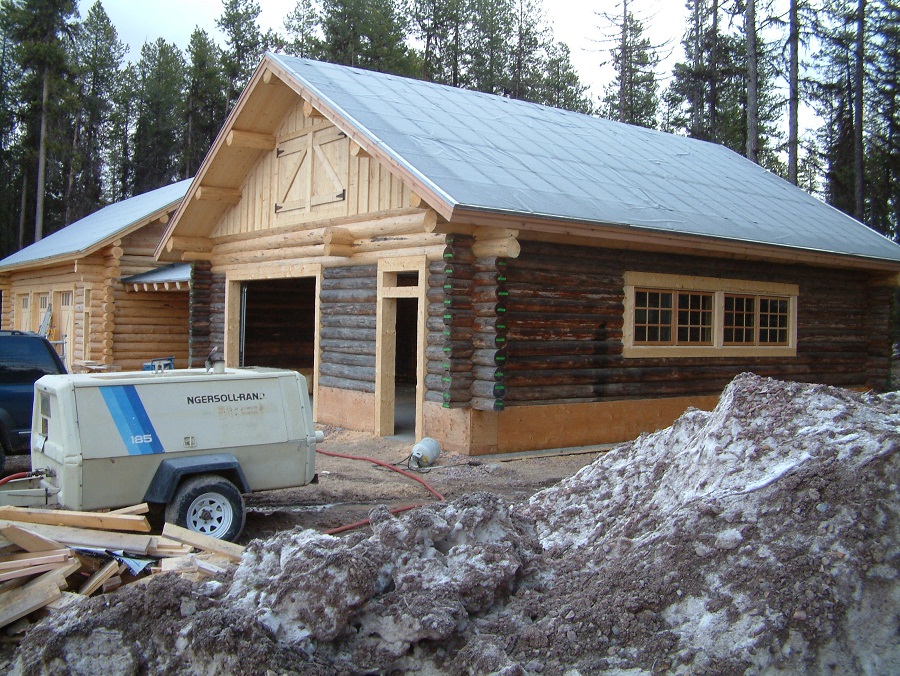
[428,238,892,410]
[211,104,410,241]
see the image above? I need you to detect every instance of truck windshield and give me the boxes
[0,337,64,384]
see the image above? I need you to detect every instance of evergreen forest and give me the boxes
[0,0,897,259]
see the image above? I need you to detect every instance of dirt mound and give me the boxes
[6,373,899,674]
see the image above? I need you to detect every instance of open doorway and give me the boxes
[376,261,426,440]
[240,277,317,388]
[393,296,418,437]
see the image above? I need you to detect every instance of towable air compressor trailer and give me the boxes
[2,367,321,541]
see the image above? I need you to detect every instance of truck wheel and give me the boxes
[165,475,245,542]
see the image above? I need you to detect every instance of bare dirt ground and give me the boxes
[240,429,601,544]
[3,429,600,546]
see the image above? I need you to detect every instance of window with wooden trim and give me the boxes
[634,289,714,345]
[623,272,798,358]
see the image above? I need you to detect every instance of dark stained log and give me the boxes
[320,289,376,303]
[320,327,376,342]
[320,362,376,382]
[320,338,376,356]
[323,264,377,279]
[471,380,507,400]
[472,347,508,366]
[321,276,376,290]
[442,264,476,280]
[320,314,377,330]
[473,301,507,316]
[471,397,505,411]
[321,351,376,368]
[472,366,505,382]
[319,375,375,394]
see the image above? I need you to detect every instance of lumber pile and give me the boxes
[0,505,244,633]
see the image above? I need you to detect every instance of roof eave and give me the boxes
[1,200,180,274]
[450,205,900,274]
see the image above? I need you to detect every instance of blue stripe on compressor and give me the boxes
[99,385,165,455]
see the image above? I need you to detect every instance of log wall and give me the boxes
[427,235,511,411]
[319,264,377,393]
[492,240,892,405]
[111,290,190,371]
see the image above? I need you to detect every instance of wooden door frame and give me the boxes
[375,256,427,439]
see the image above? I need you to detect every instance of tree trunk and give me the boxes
[18,171,27,250]
[746,0,759,163]
[853,0,866,220]
[34,64,50,242]
[619,0,628,123]
[787,0,799,184]
[709,0,720,140]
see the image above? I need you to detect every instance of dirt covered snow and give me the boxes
[5,373,899,675]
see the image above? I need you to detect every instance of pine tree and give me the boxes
[217,0,266,111]
[105,62,136,202]
[131,38,185,195]
[0,19,23,254]
[465,0,514,94]
[64,0,125,223]
[408,0,466,85]
[0,0,77,242]
[318,0,417,75]
[507,0,546,101]
[598,1,661,128]
[182,28,226,177]
[541,41,594,114]
[283,0,319,58]
[865,0,900,238]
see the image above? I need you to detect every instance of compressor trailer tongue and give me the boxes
[0,367,322,542]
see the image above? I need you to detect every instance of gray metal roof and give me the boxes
[122,263,192,285]
[0,179,191,270]
[270,54,900,265]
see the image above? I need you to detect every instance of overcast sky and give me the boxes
[76,0,687,101]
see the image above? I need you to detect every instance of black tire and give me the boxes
[165,475,245,542]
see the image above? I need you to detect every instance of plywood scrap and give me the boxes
[0,505,152,533]
[162,523,245,563]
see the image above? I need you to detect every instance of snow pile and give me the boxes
[6,373,900,675]
[519,372,900,673]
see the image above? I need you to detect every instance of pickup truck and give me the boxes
[0,331,66,472]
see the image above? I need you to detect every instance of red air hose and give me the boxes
[316,449,445,501]
[0,471,33,487]
[315,448,446,535]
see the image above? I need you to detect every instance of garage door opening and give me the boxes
[240,278,317,387]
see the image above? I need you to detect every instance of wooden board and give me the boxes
[0,521,153,555]
[161,524,245,563]
[0,506,152,533]
[0,522,63,552]
[0,575,61,629]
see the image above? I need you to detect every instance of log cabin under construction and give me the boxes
[0,181,192,372]
[157,54,900,455]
